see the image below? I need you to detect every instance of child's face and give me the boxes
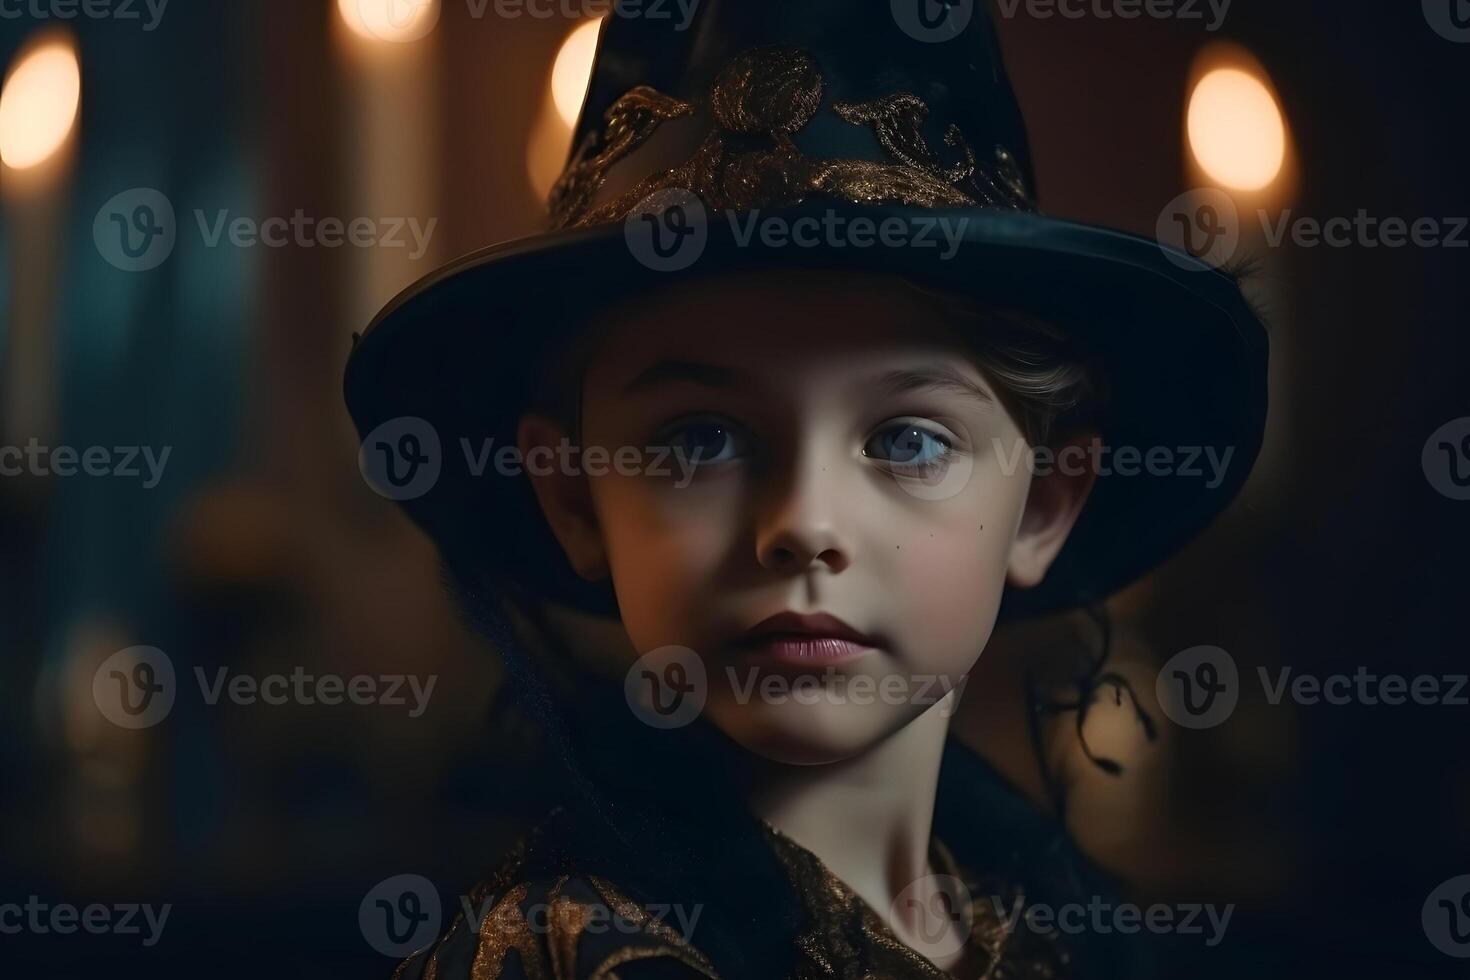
[521,269,1092,765]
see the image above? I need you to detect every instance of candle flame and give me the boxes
[0,39,81,171]
[1187,66,1286,192]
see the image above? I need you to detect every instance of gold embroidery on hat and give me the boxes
[547,45,1033,230]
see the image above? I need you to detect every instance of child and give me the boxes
[345,3,1267,977]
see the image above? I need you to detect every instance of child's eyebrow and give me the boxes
[618,360,995,408]
[621,359,742,393]
[875,366,995,408]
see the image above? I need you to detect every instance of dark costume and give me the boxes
[343,2,1269,977]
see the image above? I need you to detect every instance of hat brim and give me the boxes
[344,201,1268,619]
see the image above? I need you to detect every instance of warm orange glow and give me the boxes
[337,0,440,44]
[1187,67,1285,192]
[0,39,81,171]
[552,18,603,127]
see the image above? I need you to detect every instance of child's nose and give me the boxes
[753,448,855,575]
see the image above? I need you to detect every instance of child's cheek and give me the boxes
[887,499,1016,673]
[599,479,743,649]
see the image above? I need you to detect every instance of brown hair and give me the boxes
[895,276,1109,448]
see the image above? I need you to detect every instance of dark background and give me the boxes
[1,1,1467,976]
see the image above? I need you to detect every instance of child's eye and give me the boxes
[863,420,956,478]
[657,415,751,466]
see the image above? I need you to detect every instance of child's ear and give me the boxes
[517,413,609,582]
[1007,431,1098,589]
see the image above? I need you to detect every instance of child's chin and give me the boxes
[705,699,915,766]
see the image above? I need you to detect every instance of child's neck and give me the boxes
[747,693,960,959]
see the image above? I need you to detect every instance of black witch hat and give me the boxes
[344,0,1268,618]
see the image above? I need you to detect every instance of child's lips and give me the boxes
[731,610,885,666]
[733,633,878,666]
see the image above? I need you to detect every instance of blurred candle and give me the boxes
[1184,43,1295,206]
[335,0,442,328]
[528,17,603,201]
[337,0,440,45]
[1183,43,1295,495]
[1,31,80,456]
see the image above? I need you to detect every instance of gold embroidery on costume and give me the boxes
[587,876,721,978]
[400,810,1070,979]
[547,45,1033,230]
[758,821,1073,980]
[469,882,549,980]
